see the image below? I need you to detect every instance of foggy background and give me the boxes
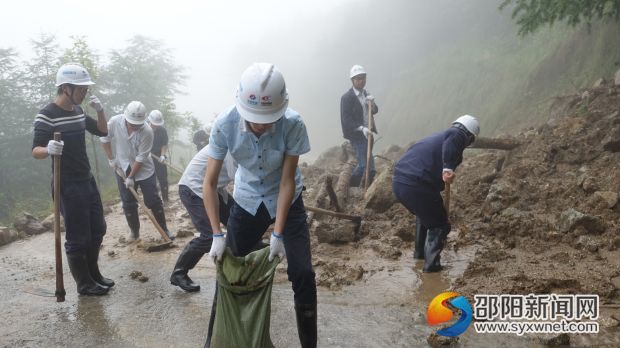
[1,0,506,160]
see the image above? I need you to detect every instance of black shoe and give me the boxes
[169,244,205,292]
[295,303,317,348]
[66,253,109,296]
[87,245,115,287]
[413,220,427,260]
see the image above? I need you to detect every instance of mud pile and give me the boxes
[302,80,620,301]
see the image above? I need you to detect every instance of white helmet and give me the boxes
[55,63,95,86]
[124,101,147,125]
[148,110,164,126]
[452,115,480,137]
[235,63,288,124]
[349,65,366,79]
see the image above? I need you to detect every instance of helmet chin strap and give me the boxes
[63,85,79,106]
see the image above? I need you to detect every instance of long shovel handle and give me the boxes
[150,153,184,175]
[53,132,65,302]
[115,168,172,242]
[444,183,451,216]
[363,100,374,190]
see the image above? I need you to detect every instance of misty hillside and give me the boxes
[247,0,620,159]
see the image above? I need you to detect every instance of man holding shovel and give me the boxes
[100,101,174,241]
[340,64,379,187]
[204,63,317,347]
[392,115,480,272]
[147,110,170,203]
[31,63,111,296]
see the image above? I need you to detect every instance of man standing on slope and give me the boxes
[31,63,112,295]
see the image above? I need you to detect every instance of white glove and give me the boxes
[366,94,375,102]
[108,158,119,169]
[88,95,103,112]
[159,155,166,163]
[361,127,371,138]
[47,140,64,156]
[268,232,286,262]
[124,177,135,189]
[209,234,226,263]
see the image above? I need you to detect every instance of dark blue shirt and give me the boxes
[393,127,469,191]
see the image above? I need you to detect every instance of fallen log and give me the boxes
[470,136,522,150]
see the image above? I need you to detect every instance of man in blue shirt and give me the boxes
[204,63,317,347]
[392,115,480,273]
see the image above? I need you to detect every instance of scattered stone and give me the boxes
[175,229,194,238]
[592,78,605,88]
[138,275,149,282]
[558,208,605,234]
[129,271,142,279]
[0,226,19,246]
[427,333,458,347]
[41,214,65,231]
[13,212,47,235]
[364,166,397,213]
[315,221,357,244]
[107,250,116,256]
[537,333,570,346]
[593,191,618,209]
[602,126,620,152]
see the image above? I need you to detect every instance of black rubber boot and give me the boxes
[124,209,140,240]
[413,220,427,260]
[66,253,109,296]
[87,245,115,288]
[423,227,450,273]
[295,303,317,348]
[152,206,174,240]
[170,243,205,292]
[161,185,169,203]
[349,174,362,188]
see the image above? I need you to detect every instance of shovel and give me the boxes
[115,168,173,249]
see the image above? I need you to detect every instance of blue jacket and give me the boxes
[393,127,470,191]
[340,88,378,141]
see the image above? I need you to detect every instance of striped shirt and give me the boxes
[32,103,107,181]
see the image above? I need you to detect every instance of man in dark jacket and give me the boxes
[392,115,480,272]
[340,65,379,187]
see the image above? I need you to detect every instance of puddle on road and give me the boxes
[2,232,618,347]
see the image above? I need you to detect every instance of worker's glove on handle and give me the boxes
[209,234,226,263]
[88,95,104,112]
[361,127,371,138]
[124,177,135,189]
[47,140,64,156]
[268,231,286,262]
[159,155,166,163]
[366,94,375,102]
[108,158,119,170]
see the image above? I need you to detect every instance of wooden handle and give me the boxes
[115,168,172,242]
[444,183,451,216]
[305,205,362,224]
[363,100,374,190]
[53,132,65,302]
[150,153,184,175]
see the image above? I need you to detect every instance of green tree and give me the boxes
[501,0,620,36]
[99,35,186,136]
[25,33,59,106]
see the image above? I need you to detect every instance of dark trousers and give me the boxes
[153,160,169,201]
[115,171,163,214]
[226,195,316,305]
[392,178,450,230]
[179,185,233,253]
[56,176,107,254]
[350,138,375,186]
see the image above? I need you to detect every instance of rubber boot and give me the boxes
[295,303,318,348]
[87,245,115,288]
[66,253,109,296]
[152,206,175,240]
[413,220,427,260]
[423,227,449,273]
[170,243,205,292]
[349,174,362,188]
[124,209,140,241]
[161,185,169,203]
